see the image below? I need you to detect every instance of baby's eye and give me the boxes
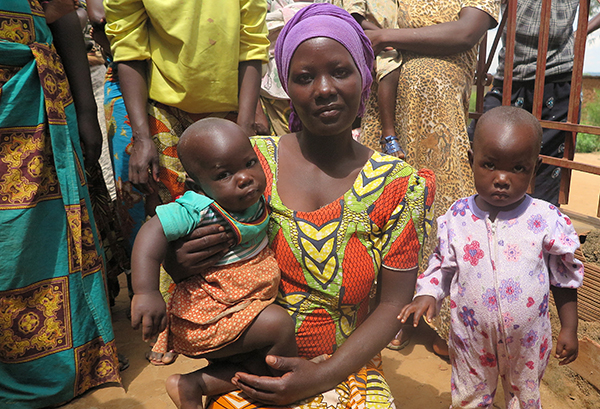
[513,165,526,173]
[216,171,232,180]
[483,162,495,170]
[246,158,257,168]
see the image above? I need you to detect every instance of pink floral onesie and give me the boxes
[416,195,584,409]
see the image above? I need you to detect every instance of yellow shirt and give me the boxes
[105,0,269,114]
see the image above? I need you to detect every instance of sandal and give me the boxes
[380,135,405,156]
[386,328,411,351]
[118,353,130,372]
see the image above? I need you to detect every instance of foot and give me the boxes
[432,335,450,360]
[145,350,178,366]
[386,327,412,351]
[166,373,205,409]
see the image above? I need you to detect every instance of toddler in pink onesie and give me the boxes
[399,106,584,409]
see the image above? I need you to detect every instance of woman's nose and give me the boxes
[315,75,336,98]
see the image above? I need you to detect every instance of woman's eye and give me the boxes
[333,68,349,78]
[294,74,312,84]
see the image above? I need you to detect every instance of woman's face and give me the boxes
[287,37,362,137]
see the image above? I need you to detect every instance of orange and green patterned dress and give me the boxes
[208,136,435,409]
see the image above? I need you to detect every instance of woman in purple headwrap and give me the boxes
[165,4,435,408]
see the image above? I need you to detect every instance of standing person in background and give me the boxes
[467,0,600,206]
[0,2,121,407]
[333,0,407,157]
[355,0,499,354]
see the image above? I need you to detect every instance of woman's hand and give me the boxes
[77,112,103,166]
[232,355,329,406]
[128,134,160,195]
[163,224,235,283]
[398,295,437,327]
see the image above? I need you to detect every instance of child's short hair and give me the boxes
[474,106,543,151]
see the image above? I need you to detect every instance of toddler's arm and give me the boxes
[131,216,169,341]
[551,286,578,365]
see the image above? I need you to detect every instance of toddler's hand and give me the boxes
[397,295,437,327]
[555,327,578,365]
[131,291,167,342]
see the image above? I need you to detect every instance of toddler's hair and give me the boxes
[474,106,543,151]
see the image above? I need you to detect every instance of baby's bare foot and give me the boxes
[166,373,205,409]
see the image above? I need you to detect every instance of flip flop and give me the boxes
[118,353,130,372]
[386,329,411,351]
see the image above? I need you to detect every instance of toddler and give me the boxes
[399,106,583,408]
[131,118,296,409]
[338,0,406,157]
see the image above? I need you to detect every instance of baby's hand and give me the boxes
[131,291,167,341]
[398,295,437,327]
[555,327,578,365]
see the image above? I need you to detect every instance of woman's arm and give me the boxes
[551,286,578,365]
[231,266,418,405]
[367,7,496,56]
[117,60,160,195]
[237,60,263,136]
[49,11,102,166]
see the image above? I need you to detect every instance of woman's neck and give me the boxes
[295,129,367,178]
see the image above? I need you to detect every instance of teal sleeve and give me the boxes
[155,191,214,242]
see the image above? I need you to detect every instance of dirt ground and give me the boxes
[61,153,600,409]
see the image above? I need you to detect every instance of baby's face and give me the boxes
[470,121,539,213]
[188,131,266,213]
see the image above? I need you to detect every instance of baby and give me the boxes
[399,106,584,408]
[130,118,296,409]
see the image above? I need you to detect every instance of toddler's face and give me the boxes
[469,122,539,213]
[188,131,266,213]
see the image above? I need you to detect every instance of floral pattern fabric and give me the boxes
[417,195,583,408]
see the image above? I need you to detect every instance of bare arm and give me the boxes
[588,12,600,35]
[117,60,160,195]
[237,60,263,136]
[49,10,102,166]
[551,286,579,365]
[130,216,169,341]
[366,7,495,56]
[231,266,418,405]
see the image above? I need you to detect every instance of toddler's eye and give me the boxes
[513,165,525,173]
[246,158,257,168]
[483,162,495,170]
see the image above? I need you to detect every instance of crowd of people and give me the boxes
[0,0,595,408]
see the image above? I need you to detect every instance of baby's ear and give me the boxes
[534,155,542,173]
[467,149,474,168]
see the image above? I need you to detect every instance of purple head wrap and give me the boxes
[275,3,374,132]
